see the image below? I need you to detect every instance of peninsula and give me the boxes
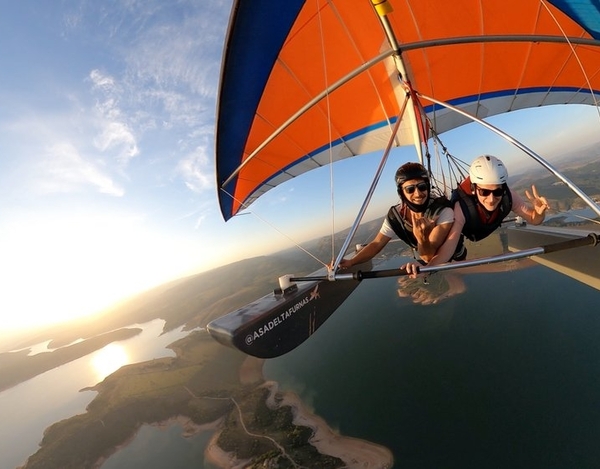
[20,330,393,469]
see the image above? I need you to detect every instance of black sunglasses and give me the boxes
[403,182,429,194]
[476,186,504,197]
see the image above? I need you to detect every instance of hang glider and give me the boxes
[208,233,598,358]
[216,0,600,221]
[209,0,600,358]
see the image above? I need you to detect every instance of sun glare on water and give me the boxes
[91,343,129,381]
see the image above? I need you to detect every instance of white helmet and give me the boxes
[469,155,508,185]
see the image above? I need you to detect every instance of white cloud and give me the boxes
[122,7,224,97]
[88,69,140,165]
[78,6,226,191]
[59,3,230,202]
[194,213,206,230]
[0,109,127,198]
[38,142,124,196]
[93,120,139,163]
[177,145,213,193]
[90,69,118,92]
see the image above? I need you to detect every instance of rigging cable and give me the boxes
[222,188,328,267]
[535,1,600,221]
[540,0,600,118]
[321,0,409,267]
[314,0,337,267]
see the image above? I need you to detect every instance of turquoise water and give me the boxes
[264,261,600,468]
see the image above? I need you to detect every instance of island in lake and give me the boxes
[19,330,393,469]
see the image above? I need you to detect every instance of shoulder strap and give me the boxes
[498,188,513,218]
[452,187,482,241]
[386,205,418,248]
[427,196,452,217]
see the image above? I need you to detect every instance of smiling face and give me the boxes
[401,178,429,206]
[474,183,504,211]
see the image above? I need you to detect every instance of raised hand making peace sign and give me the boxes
[525,184,550,216]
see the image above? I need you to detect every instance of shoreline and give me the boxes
[90,355,394,469]
[265,380,394,468]
[92,415,221,469]
[204,356,394,468]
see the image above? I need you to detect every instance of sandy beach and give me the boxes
[204,440,252,469]
[264,381,394,468]
[205,356,394,468]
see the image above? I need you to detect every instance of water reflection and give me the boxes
[397,271,467,305]
[0,319,191,469]
[91,343,129,382]
[396,256,537,306]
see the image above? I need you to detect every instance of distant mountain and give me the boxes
[510,156,600,212]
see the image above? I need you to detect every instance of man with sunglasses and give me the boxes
[338,162,455,269]
[404,154,550,276]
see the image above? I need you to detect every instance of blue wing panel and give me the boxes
[215,0,305,220]
[549,0,600,38]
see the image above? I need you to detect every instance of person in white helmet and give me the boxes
[338,162,455,269]
[403,155,550,276]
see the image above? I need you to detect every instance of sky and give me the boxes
[1,1,599,333]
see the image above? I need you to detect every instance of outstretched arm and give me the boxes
[338,232,391,269]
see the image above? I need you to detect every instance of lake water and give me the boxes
[546,207,598,224]
[264,259,600,468]
[100,423,217,469]
[0,319,192,469]
[3,258,600,469]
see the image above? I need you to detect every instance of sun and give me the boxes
[0,211,200,332]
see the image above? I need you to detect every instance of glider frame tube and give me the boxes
[420,92,600,219]
[292,233,599,282]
